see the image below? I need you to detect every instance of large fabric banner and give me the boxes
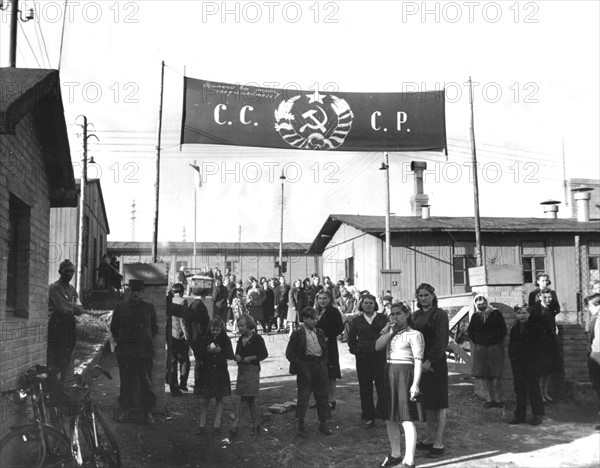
[181,77,447,153]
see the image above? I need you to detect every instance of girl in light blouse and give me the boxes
[376,302,424,468]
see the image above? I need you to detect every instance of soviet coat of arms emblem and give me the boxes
[274,90,354,150]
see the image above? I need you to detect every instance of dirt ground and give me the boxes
[84,332,600,468]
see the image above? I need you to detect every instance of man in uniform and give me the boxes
[110,280,158,424]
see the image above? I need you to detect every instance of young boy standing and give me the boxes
[508,304,546,425]
[286,307,333,438]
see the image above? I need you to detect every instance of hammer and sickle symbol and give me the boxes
[300,106,328,133]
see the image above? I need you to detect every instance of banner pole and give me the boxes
[152,60,165,264]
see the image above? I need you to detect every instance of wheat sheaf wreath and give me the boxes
[274,94,354,150]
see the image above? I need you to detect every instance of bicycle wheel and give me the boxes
[91,408,121,468]
[0,424,74,468]
[72,414,95,467]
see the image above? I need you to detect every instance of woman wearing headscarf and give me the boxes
[467,293,507,408]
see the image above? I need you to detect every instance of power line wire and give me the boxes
[58,0,68,70]
[35,11,52,68]
[18,21,41,67]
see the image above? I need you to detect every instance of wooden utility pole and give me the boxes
[152,61,165,263]
[468,77,484,266]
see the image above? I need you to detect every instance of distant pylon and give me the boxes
[131,199,137,241]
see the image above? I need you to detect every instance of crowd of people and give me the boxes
[47,260,597,468]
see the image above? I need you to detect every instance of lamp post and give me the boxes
[278,171,287,277]
[379,153,391,270]
[0,0,34,68]
[75,115,98,295]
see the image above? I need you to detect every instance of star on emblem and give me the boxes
[308,89,324,104]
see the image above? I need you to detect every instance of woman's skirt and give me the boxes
[327,341,341,380]
[248,305,264,322]
[286,306,297,323]
[471,343,505,379]
[421,358,449,411]
[381,363,423,422]
[235,364,260,396]
[199,368,231,399]
[541,337,561,374]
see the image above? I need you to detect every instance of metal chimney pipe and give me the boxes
[540,199,560,219]
[571,186,593,222]
[421,204,431,220]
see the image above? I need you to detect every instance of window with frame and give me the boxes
[590,256,599,283]
[453,255,478,286]
[522,241,546,283]
[453,242,477,286]
[6,194,31,318]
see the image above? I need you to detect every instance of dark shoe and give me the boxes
[329,401,337,410]
[179,385,189,392]
[494,401,505,408]
[228,426,238,437]
[483,401,495,409]
[297,422,308,438]
[212,426,220,436]
[428,447,444,458]
[529,415,543,426]
[364,419,375,429]
[251,424,261,436]
[381,454,402,467]
[416,441,433,451]
[171,387,183,397]
[318,422,333,435]
[144,412,155,425]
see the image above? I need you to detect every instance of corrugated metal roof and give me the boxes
[307,214,600,254]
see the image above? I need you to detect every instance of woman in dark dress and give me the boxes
[288,279,307,337]
[197,317,234,435]
[246,278,266,333]
[262,280,275,333]
[530,287,562,402]
[230,314,268,437]
[411,283,449,459]
[315,290,344,409]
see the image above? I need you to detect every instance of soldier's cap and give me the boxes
[128,279,145,291]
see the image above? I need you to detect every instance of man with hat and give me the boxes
[110,279,159,424]
[47,259,84,380]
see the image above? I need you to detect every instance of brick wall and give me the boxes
[0,113,52,435]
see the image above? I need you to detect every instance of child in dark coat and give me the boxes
[508,304,546,425]
[197,317,234,435]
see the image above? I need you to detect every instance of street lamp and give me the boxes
[0,0,35,68]
[75,115,98,295]
[278,171,287,277]
[379,153,391,270]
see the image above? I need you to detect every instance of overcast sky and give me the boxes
[2,1,599,243]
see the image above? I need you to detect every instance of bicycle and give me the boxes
[58,366,121,468]
[0,364,74,468]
